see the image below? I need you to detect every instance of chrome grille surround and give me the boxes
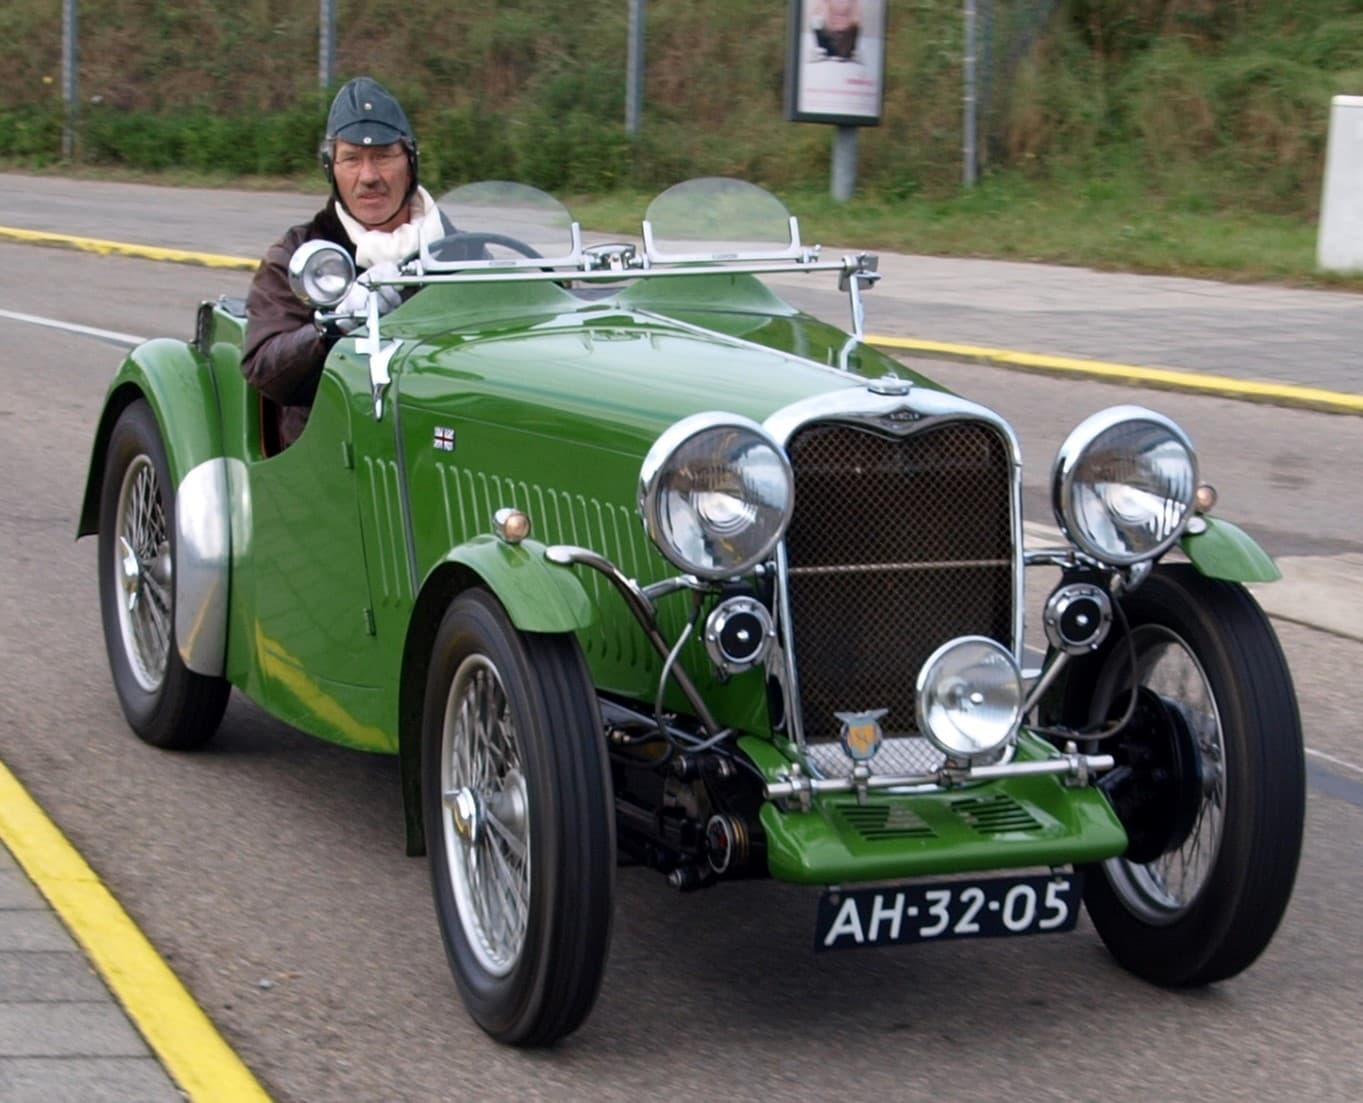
[764,387,1024,780]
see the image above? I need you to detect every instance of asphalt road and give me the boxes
[1,184,1361,1102]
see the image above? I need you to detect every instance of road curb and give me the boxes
[868,334,1363,418]
[0,225,255,271]
[0,759,274,1103]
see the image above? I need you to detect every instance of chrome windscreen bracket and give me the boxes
[839,253,880,340]
[361,298,403,420]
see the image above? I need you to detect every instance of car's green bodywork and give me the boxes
[79,261,1275,886]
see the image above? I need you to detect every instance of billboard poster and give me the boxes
[785,0,887,126]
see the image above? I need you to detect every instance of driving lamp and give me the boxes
[287,240,357,308]
[916,637,1023,762]
[639,414,794,579]
[1052,406,1197,567]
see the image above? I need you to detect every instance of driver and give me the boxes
[242,76,443,448]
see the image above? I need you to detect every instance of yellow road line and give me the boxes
[867,334,1363,416]
[0,225,256,270]
[5,223,1360,415]
[0,759,274,1103]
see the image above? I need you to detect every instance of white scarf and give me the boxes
[335,185,443,269]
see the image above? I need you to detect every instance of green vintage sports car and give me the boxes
[79,178,1304,1046]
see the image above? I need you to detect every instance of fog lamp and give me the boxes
[916,637,1023,762]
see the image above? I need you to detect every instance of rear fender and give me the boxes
[396,535,594,856]
[78,338,230,676]
[1179,515,1280,583]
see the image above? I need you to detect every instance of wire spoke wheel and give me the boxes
[441,655,531,976]
[1100,627,1225,924]
[97,400,228,749]
[113,454,173,692]
[422,589,614,1045]
[1065,564,1304,987]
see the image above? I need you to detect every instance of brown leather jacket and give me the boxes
[242,203,354,447]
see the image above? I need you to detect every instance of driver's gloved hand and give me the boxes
[328,263,404,335]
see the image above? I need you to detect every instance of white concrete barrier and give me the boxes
[1318,94,1363,273]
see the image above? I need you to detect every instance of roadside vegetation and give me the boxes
[2,0,1361,284]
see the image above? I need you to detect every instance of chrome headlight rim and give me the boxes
[287,240,357,308]
[638,412,794,581]
[1052,405,1198,568]
[915,635,1023,762]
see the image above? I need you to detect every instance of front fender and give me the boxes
[77,338,230,677]
[397,534,594,857]
[439,535,594,633]
[1180,515,1280,583]
[77,338,226,537]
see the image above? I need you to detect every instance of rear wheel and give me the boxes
[97,400,229,749]
[1068,564,1304,986]
[422,590,613,1045]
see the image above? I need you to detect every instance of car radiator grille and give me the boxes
[783,418,1015,778]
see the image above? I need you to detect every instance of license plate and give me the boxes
[814,873,1082,952]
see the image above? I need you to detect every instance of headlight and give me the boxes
[916,637,1022,761]
[1052,406,1197,566]
[287,240,356,307]
[639,414,794,579]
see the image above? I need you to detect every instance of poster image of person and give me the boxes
[811,0,861,62]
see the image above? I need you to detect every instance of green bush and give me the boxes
[0,104,63,161]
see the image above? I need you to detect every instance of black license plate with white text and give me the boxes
[815,873,1082,952]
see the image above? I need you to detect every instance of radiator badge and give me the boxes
[835,709,888,762]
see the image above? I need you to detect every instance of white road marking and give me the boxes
[0,307,144,347]
[1305,748,1363,777]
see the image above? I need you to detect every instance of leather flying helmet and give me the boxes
[320,76,419,199]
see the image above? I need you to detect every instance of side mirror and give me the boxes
[287,241,356,307]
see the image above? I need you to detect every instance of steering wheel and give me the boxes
[420,230,543,263]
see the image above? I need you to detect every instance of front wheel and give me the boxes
[1066,564,1304,986]
[97,400,229,749]
[422,590,614,1045]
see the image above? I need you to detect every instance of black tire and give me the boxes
[97,400,229,749]
[422,589,614,1045]
[1066,564,1304,986]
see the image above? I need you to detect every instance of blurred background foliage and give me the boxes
[1,0,1360,220]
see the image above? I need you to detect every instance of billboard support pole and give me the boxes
[832,125,858,201]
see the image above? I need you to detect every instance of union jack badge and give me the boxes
[834,709,889,762]
[433,426,456,452]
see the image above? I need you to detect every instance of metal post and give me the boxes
[319,0,336,91]
[831,125,858,202]
[963,0,978,187]
[626,0,646,136]
[61,0,77,161]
